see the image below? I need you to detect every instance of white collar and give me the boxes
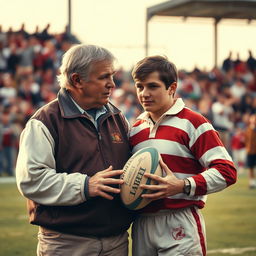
[69,95,107,119]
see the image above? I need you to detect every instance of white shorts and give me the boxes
[132,207,206,256]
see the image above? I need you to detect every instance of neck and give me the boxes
[149,99,176,123]
[67,89,102,110]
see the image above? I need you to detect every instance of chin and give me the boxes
[143,106,154,112]
[100,100,109,106]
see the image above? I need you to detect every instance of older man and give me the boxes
[16,44,135,256]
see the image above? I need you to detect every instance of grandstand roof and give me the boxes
[147,0,256,20]
[145,0,256,67]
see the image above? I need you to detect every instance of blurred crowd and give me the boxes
[0,24,256,180]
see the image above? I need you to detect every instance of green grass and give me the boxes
[0,182,38,256]
[203,173,256,256]
[0,174,255,256]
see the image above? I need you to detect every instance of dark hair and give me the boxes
[132,55,177,89]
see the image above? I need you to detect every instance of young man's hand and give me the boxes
[139,159,184,200]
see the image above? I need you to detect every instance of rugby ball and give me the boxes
[120,147,162,210]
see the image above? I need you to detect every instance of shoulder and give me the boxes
[30,99,61,139]
[31,99,60,122]
[177,107,210,129]
[107,101,121,114]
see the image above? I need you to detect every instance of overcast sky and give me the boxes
[1,0,256,71]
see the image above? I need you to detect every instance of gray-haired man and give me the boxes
[16,44,135,256]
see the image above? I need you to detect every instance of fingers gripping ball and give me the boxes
[120,147,162,210]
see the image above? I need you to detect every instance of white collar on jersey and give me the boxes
[137,97,185,120]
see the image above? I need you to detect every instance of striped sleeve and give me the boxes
[188,114,237,196]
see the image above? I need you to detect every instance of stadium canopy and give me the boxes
[146,0,256,67]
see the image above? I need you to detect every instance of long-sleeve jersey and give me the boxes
[129,98,237,212]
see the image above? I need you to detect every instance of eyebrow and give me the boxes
[147,82,159,86]
[99,71,116,77]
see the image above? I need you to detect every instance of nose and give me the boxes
[141,88,150,98]
[106,77,115,89]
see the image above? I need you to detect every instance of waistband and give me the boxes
[139,207,198,217]
[39,226,58,234]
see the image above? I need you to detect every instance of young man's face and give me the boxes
[134,71,176,120]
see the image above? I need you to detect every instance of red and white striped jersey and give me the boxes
[129,98,237,212]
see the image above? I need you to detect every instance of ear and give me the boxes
[71,73,82,88]
[168,82,177,96]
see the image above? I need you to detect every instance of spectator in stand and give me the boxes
[238,93,254,115]
[39,23,53,42]
[6,43,20,74]
[197,93,213,122]
[230,77,247,100]
[0,106,16,176]
[17,73,42,107]
[222,51,234,72]
[244,114,256,189]
[177,71,202,101]
[31,25,41,40]
[247,50,256,72]
[0,72,17,104]
[251,96,256,113]
[16,23,30,40]
[231,123,246,174]
[0,41,7,72]
[211,94,234,151]
[248,70,256,94]
[16,37,34,75]
[0,25,7,46]
[42,40,56,71]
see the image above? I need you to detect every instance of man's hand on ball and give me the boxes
[140,159,184,200]
[88,166,124,200]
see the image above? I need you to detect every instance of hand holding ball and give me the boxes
[120,147,162,210]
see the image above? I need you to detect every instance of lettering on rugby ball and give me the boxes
[120,147,162,210]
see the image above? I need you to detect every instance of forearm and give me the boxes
[17,166,87,205]
[188,164,237,196]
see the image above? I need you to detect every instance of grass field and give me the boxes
[0,173,255,256]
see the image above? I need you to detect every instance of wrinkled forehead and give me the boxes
[89,60,115,74]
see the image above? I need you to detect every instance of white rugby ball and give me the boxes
[120,147,162,210]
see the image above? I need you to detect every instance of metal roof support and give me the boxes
[214,18,220,67]
[145,17,149,56]
[145,12,153,57]
[67,0,72,35]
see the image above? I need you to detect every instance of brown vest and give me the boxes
[27,89,135,237]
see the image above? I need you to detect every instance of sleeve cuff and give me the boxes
[83,175,91,200]
[187,177,196,196]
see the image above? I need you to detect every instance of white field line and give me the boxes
[0,177,16,183]
[208,247,256,255]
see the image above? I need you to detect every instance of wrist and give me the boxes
[84,175,91,200]
[183,178,191,195]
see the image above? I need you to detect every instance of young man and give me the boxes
[16,44,135,256]
[129,56,237,256]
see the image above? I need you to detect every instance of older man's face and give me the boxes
[79,60,116,109]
